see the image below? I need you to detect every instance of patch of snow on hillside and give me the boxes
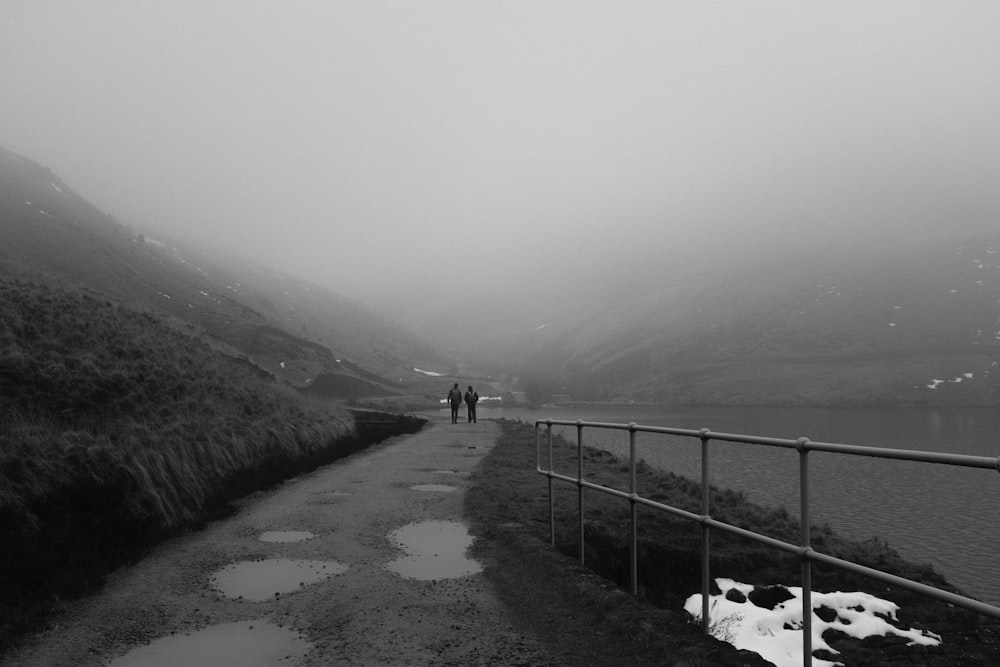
[685,578,941,667]
[24,201,31,205]
[414,368,444,377]
[536,323,548,330]
[146,237,167,249]
[889,323,896,327]
[964,372,974,378]
[949,289,958,294]
[927,379,944,389]
[50,183,63,194]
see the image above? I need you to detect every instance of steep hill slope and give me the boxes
[503,226,1000,406]
[0,146,444,396]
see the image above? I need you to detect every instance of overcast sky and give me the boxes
[3,2,999,311]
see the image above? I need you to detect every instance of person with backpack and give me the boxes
[464,386,479,423]
[447,383,463,423]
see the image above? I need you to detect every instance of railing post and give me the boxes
[629,422,638,596]
[700,428,711,634]
[797,437,812,667]
[547,422,555,548]
[577,420,585,565]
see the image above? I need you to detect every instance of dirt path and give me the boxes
[5,418,551,666]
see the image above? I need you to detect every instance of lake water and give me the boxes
[436,404,1000,607]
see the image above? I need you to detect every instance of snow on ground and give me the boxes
[414,368,445,377]
[50,182,63,194]
[685,578,941,667]
[924,372,975,389]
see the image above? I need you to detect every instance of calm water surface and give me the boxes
[447,405,1000,606]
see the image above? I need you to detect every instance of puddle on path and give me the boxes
[108,619,310,666]
[259,530,315,543]
[385,520,482,581]
[210,559,348,601]
[409,484,458,492]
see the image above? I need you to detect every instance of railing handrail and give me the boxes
[534,417,1000,667]
[537,418,1000,469]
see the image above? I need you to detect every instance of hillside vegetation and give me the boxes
[467,421,1000,665]
[0,145,447,403]
[0,275,397,650]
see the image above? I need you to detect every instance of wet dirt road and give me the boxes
[5,418,551,666]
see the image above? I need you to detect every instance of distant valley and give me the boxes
[3,145,998,407]
[405,223,1000,407]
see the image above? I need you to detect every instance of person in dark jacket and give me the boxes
[464,386,479,423]
[447,383,463,423]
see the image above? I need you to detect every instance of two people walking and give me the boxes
[446,382,478,423]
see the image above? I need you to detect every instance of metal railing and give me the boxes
[535,418,1000,666]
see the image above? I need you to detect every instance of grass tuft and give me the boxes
[0,276,426,653]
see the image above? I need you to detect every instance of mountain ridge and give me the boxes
[0,146,446,399]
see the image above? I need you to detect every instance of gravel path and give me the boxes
[4,418,552,666]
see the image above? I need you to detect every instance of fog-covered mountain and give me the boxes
[0,146,445,398]
[6,145,997,407]
[409,224,1000,407]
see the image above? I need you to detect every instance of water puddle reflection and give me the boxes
[108,619,310,666]
[259,530,315,543]
[409,484,458,492]
[210,559,348,601]
[385,520,482,580]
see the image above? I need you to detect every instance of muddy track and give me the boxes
[4,418,552,666]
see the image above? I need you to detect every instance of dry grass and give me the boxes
[0,277,362,651]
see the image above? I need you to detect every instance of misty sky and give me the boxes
[3,2,999,311]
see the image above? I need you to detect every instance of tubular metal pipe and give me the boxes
[798,441,812,666]
[700,430,711,634]
[577,421,585,565]
[629,424,638,596]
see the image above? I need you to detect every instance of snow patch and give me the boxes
[685,578,941,667]
[413,368,445,377]
[50,183,63,194]
[926,379,944,389]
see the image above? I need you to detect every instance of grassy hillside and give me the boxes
[0,275,421,651]
[0,145,447,401]
[511,227,1000,406]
